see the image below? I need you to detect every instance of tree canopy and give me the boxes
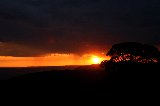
[107,42,160,63]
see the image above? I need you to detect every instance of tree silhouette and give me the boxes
[106,42,160,63]
[100,60,108,68]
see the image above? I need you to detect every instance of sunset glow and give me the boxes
[0,53,110,67]
[92,56,101,64]
[0,1,159,68]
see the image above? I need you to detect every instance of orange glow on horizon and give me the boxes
[91,56,102,64]
[0,53,111,67]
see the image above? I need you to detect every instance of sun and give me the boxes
[92,56,101,64]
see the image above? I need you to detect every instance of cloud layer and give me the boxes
[0,0,160,56]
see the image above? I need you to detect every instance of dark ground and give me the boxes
[0,64,103,80]
[0,64,159,97]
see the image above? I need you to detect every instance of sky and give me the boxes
[0,0,160,67]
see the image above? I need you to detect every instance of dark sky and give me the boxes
[0,0,160,56]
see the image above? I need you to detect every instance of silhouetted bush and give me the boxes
[101,42,160,71]
[107,42,160,63]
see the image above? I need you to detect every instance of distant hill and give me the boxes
[0,65,103,80]
[75,64,103,71]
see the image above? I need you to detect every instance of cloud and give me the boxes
[0,0,160,57]
[0,42,46,57]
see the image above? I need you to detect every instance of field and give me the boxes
[0,64,159,96]
[0,64,103,80]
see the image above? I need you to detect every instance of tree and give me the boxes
[100,60,108,68]
[106,42,160,63]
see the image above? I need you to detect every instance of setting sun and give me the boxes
[92,56,101,64]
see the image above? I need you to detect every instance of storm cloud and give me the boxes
[0,0,160,56]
